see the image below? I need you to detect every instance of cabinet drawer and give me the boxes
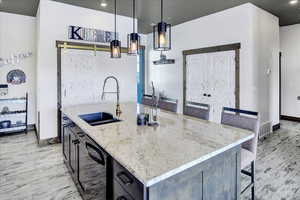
[70,124,83,135]
[114,180,134,200]
[113,161,143,200]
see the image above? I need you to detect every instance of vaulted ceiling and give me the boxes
[0,0,300,33]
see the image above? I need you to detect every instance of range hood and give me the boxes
[153,52,175,65]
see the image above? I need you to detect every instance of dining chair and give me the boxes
[158,97,178,113]
[183,102,210,120]
[141,94,156,107]
[221,107,260,200]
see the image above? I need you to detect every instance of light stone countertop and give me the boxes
[62,102,254,187]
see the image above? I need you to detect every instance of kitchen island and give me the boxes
[62,103,254,200]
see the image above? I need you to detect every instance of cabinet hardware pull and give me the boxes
[86,142,105,165]
[117,171,134,186]
[117,196,128,200]
[77,132,85,137]
[72,139,79,144]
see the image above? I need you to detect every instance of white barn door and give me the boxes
[186,50,236,123]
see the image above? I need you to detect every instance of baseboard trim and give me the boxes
[25,124,60,147]
[272,123,281,132]
[27,124,36,131]
[38,137,60,147]
[281,115,300,122]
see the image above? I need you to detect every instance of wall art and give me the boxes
[0,52,33,67]
[68,25,118,43]
[7,70,26,85]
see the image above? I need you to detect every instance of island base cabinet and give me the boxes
[113,180,135,200]
[147,145,241,200]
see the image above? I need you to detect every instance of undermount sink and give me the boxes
[79,112,121,126]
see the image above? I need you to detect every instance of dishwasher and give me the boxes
[77,133,109,200]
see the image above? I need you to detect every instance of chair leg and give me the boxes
[251,161,255,200]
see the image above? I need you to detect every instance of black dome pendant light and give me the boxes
[110,0,121,58]
[153,0,171,51]
[127,0,140,55]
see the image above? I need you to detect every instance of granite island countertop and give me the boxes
[62,102,254,187]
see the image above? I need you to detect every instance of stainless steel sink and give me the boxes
[79,112,121,126]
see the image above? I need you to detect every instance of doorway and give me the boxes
[280,51,300,122]
[183,43,240,123]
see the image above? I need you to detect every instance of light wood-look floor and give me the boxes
[0,120,299,200]
[241,120,300,200]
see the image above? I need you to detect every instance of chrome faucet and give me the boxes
[101,76,122,117]
[148,81,159,126]
[151,81,158,109]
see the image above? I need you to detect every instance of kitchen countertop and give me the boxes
[62,102,254,187]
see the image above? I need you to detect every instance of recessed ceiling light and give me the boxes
[290,0,298,5]
[100,1,107,7]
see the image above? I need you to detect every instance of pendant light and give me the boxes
[153,0,171,51]
[111,0,121,58]
[127,0,140,55]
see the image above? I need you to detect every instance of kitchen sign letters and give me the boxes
[68,26,119,43]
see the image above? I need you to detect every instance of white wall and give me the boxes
[0,12,36,125]
[280,24,300,118]
[61,49,137,106]
[146,3,280,127]
[36,0,139,140]
[251,6,280,127]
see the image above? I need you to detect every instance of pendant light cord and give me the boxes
[133,0,136,33]
[161,0,163,22]
[114,0,117,40]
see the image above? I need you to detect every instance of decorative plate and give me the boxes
[7,70,26,85]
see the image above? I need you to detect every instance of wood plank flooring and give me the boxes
[0,120,299,200]
[241,120,300,200]
[0,132,81,200]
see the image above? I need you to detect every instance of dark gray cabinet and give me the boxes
[113,180,135,200]
[69,126,77,173]
[147,145,241,200]
[62,124,70,162]
[62,117,242,200]
[62,121,111,200]
[113,160,143,200]
[77,134,108,200]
